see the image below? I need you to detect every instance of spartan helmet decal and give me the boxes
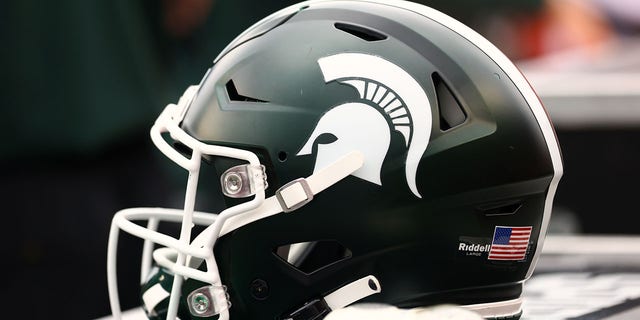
[297,53,432,198]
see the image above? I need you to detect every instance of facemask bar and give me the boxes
[108,85,267,320]
[152,93,268,320]
[108,84,367,320]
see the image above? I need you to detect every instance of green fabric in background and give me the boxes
[1,1,166,158]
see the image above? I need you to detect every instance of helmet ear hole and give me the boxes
[274,240,352,274]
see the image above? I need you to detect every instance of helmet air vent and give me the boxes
[334,22,387,42]
[432,73,467,131]
[275,240,352,274]
[225,80,268,103]
[478,200,523,216]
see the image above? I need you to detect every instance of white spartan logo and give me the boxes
[297,53,432,198]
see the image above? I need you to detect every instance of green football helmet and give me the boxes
[107,1,563,319]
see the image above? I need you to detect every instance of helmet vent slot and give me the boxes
[478,200,523,216]
[334,22,387,42]
[225,80,268,103]
[433,73,467,131]
[274,240,352,274]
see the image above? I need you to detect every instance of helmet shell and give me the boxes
[177,1,560,319]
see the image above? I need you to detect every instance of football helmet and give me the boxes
[107,1,563,319]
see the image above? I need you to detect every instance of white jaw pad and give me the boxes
[142,283,170,314]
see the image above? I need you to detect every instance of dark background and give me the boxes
[1,0,638,318]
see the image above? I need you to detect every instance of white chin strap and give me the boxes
[191,149,365,247]
[284,275,382,320]
[107,93,374,320]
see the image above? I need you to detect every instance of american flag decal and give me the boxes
[488,226,532,261]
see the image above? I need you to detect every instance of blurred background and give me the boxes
[1,0,638,318]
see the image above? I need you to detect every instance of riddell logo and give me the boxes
[458,243,491,253]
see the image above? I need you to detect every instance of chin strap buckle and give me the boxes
[276,178,314,213]
[283,275,381,320]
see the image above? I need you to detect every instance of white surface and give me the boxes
[522,72,640,129]
[524,73,640,97]
[543,235,640,255]
[326,304,483,320]
[518,37,640,129]
[523,272,640,319]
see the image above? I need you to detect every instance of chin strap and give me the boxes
[216,151,364,237]
[285,275,382,320]
[185,150,365,281]
[176,151,367,319]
